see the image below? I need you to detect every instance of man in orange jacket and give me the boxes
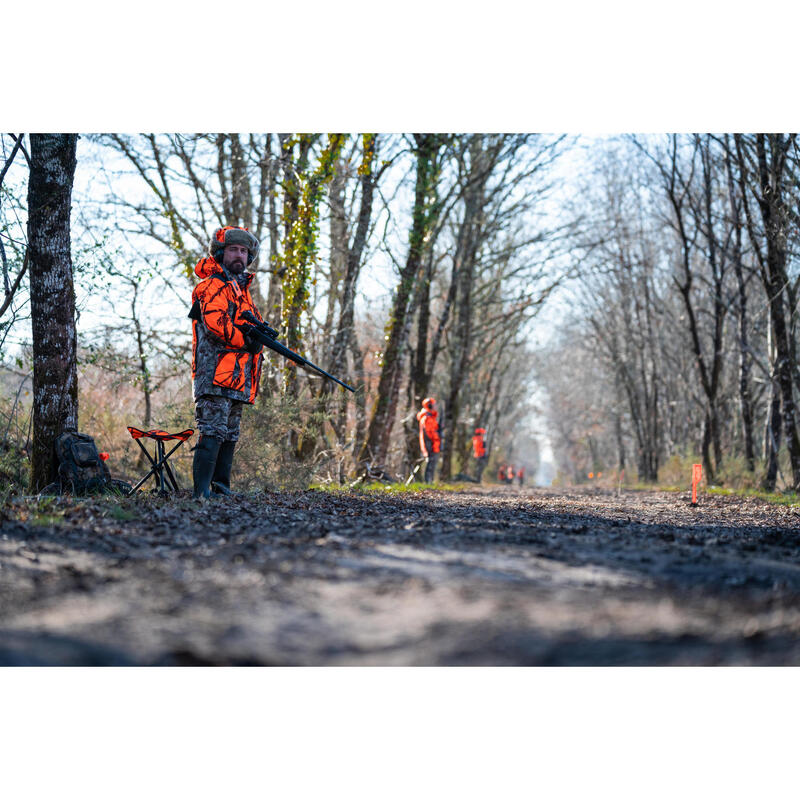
[189,226,265,498]
[472,427,487,483]
[417,397,441,483]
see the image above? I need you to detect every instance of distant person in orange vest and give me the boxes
[517,465,525,486]
[416,397,441,483]
[506,465,515,485]
[497,464,507,483]
[472,427,487,483]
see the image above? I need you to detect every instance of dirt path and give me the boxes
[1,486,799,665]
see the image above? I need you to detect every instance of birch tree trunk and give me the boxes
[27,133,79,491]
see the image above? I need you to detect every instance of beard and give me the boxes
[226,259,245,274]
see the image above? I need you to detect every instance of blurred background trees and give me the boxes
[538,134,800,491]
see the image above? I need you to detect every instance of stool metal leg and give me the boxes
[162,451,181,491]
[128,436,189,496]
[128,439,160,495]
[156,440,166,494]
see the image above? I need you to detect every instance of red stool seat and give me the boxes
[127,428,194,442]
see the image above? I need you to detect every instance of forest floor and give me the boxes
[1,485,799,666]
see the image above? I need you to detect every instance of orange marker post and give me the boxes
[691,463,702,506]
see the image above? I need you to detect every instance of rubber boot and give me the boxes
[192,435,222,499]
[211,440,235,496]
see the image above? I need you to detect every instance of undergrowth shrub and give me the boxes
[715,455,760,490]
[658,454,701,488]
[79,365,195,489]
[0,376,32,493]
[0,441,29,493]
[77,363,333,493]
[234,394,321,491]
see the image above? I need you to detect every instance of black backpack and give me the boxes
[54,430,113,495]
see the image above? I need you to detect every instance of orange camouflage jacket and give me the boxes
[417,407,441,457]
[191,256,263,404]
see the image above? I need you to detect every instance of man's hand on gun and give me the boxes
[234,311,355,393]
[237,312,278,355]
[240,312,278,339]
[239,326,263,354]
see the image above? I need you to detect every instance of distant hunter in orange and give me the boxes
[472,427,487,483]
[416,397,442,483]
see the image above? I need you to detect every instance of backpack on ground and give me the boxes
[53,430,118,495]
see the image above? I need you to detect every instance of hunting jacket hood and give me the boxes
[191,256,263,404]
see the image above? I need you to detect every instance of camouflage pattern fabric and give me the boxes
[191,257,264,405]
[424,452,439,483]
[195,395,245,442]
[475,455,488,483]
[193,316,261,404]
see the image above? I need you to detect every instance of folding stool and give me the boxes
[126,427,194,496]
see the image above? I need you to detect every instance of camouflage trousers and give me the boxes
[424,452,438,483]
[195,394,245,442]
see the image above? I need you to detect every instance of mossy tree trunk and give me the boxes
[359,134,446,469]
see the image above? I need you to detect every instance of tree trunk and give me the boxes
[763,375,781,491]
[278,134,343,405]
[755,135,800,488]
[614,410,626,472]
[723,138,755,472]
[324,156,347,366]
[359,134,443,468]
[27,134,79,491]
[440,137,492,480]
[735,133,800,489]
[265,134,282,326]
[330,136,377,379]
[349,335,368,471]
[329,136,378,454]
[650,134,727,480]
[701,412,714,483]
[439,226,480,480]
[133,288,152,470]
[229,133,252,227]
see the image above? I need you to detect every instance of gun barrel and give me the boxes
[300,360,356,393]
[245,324,355,393]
